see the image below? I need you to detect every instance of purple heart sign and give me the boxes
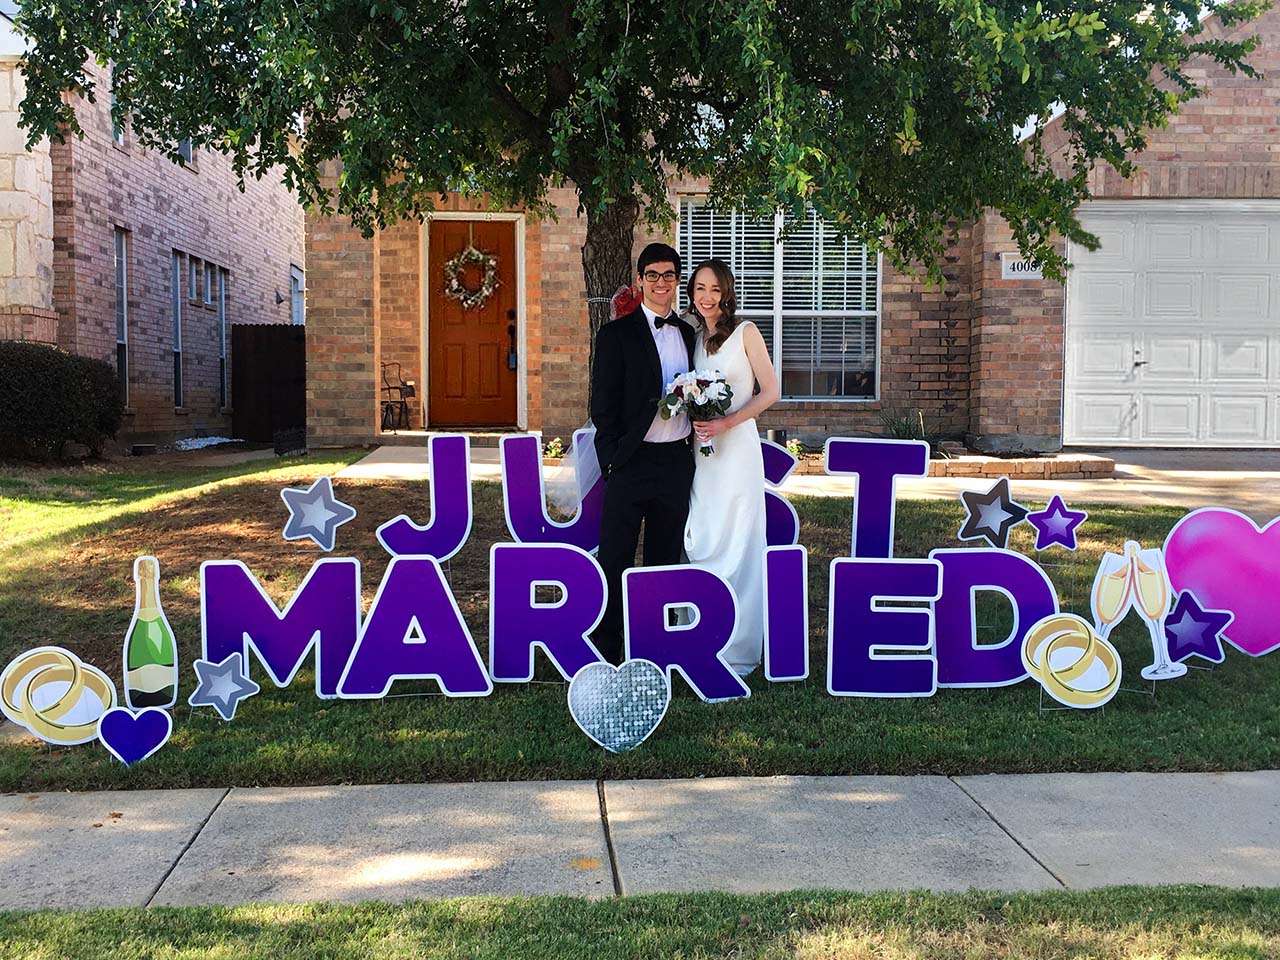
[97,707,173,767]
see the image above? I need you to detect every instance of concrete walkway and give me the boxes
[4,771,1278,910]
[337,445,1280,517]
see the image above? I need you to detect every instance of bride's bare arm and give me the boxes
[694,322,781,440]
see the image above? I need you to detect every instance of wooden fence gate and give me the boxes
[231,324,306,444]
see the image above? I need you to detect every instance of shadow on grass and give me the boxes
[0,451,365,555]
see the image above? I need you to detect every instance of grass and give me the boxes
[3,887,1280,959]
[3,452,1279,792]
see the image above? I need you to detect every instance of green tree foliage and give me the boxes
[13,0,1267,334]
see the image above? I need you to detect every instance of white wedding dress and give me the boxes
[683,321,767,676]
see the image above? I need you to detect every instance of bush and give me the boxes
[877,408,953,459]
[0,341,126,459]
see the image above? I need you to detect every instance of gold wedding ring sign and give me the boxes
[0,646,118,745]
[1021,613,1122,709]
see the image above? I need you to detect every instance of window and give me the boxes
[677,200,880,400]
[289,264,305,325]
[177,138,194,165]
[189,256,200,302]
[171,252,184,407]
[114,228,129,405]
[109,65,125,146]
[218,268,228,408]
[203,261,214,305]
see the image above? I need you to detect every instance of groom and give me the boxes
[590,242,696,664]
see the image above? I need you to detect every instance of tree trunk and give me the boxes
[582,196,640,369]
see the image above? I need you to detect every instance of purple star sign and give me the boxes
[1027,495,1088,551]
[1164,591,1233,665]
[280,475,357,552]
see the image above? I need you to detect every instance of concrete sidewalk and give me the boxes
[4,771,1278,910]
[337,445,1280,517]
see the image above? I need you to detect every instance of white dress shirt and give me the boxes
[641,302,692,442]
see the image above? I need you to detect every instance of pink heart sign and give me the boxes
[1164,509,1280,657]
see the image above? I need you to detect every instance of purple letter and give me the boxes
[931,548,1058,687]
[200,558,360,699]
[624,566,749,702]
[825,438,930,558]
[489,543,607,682]
[500,431,604,552]
[764,546,809,681]
[761,438,800,547]
[338,557,491,698]
[827,558,942,697]
[377,433,472,561]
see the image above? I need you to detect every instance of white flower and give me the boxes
[705,381,727,401]
[693,392,709,405]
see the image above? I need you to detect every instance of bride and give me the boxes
[683,258,781,676]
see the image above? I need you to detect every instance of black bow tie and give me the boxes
[653,313,675,330]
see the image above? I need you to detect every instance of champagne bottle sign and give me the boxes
[123,556,178,709]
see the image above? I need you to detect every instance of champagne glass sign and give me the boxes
[1089,541,1186,682]
[1091,548,1134,640]
[1133,543,1186,680]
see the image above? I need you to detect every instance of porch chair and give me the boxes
[380,362,416,432]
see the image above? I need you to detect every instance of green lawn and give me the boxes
[2,452,1278,792]
[2,887,1279,959]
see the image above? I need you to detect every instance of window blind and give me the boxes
[677,199,878,399]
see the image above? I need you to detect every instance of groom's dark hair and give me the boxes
[637,242,682,277]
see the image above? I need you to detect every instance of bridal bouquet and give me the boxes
[659,370,734,456]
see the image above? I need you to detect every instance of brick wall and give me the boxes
[1050,10,1280,200]
[537,188,591,440]
[50,60,304,443]
[308,170,981,448]
[376,214,420,428]
[305,160,377,446]
[968,214,1066,452]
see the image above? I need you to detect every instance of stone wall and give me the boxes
[0,54,55,342]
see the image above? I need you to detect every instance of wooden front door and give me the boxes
[428,220,518,426]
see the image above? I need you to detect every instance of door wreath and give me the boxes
[443,244,500,310]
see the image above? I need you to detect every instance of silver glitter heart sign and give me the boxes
[568,659,671,753]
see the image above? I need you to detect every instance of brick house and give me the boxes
[306,7,1279,452]
[0,8,305,444]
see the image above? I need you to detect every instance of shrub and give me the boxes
[877,408,953,459]
[0,341,126,459]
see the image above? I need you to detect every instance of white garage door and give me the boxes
[1064,201,1280,446]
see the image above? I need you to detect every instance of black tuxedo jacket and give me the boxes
[590,305,696,477]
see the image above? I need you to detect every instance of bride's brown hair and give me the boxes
[685,258,738,355]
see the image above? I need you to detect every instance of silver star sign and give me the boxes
[188,652,262,721]
[280,475,357,552]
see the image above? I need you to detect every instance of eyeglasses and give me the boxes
[642,270,678,283]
